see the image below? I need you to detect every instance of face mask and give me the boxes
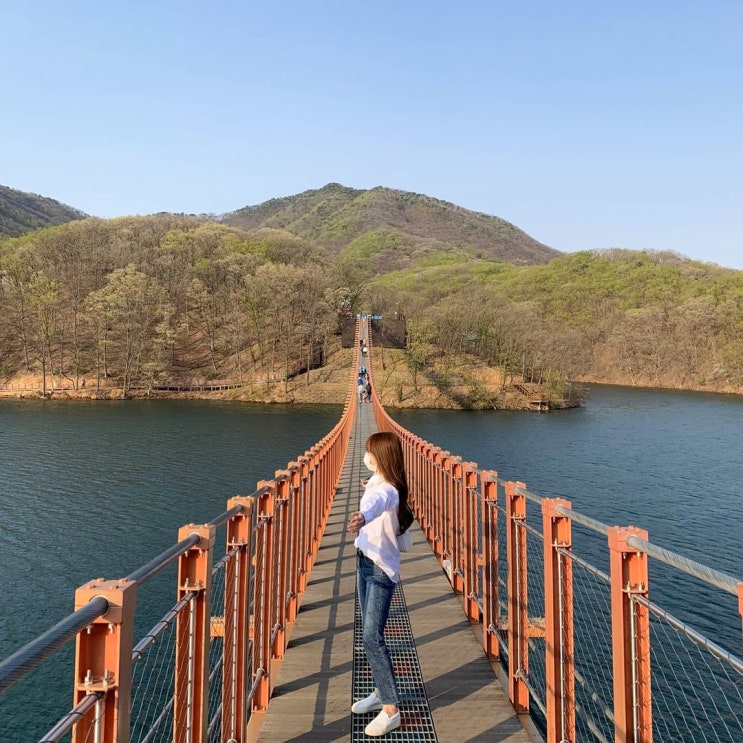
[363,452,377,473]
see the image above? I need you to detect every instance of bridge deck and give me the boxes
[257,402,533,742]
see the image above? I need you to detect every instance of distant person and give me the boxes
[362,345,368,357]
[366,381,372,401]
[348,432,414,737]
[357,377,364,402]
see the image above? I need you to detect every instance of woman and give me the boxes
[347,431,414,737]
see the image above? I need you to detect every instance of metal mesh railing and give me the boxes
[130,593,192,743]
[495,501,509,660]
[376,397,743,743]
[564,551,614,742]
[638,595,743,742]
[521,521,547,720]
[206,551,228,743]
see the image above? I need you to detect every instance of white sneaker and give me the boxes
[351,690,382,714]
[365,709,401,736]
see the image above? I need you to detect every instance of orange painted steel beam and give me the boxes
[272,474,291,663]
[297,455,312,591]
[608,526,653,743]
[252,482,277,721]
[72,579,137,743]
[174,523,216,743]
[450,458,465,596]
[542,498,576,743]
[442,453,455,576]
[506,480,529,714]
[481,471,500,660]
[462,463,481,623]
[222,497,254,743]
[285,463,302,627]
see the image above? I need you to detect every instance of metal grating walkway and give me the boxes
[257,394,533,742]
[352,581,437,741]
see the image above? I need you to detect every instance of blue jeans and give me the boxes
[357,552,399,706]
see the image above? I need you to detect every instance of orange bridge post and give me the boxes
[272,472,291,664]
[251,481,277,730]
[481,470,500,660]
[542,498,575,743]
[461,462,480,623]
[222,497,255,743]
[432,448,446,561]
[608,526,652,743]
[449,456,465,596]
[174,523,216,743]
[506,481,529,713]
[285,462,302,628]
[72,579,137,743]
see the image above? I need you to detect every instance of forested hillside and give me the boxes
[372,248,743,392]
[0,203,740,404]
[223,183,559,266]
[0,185,87,238]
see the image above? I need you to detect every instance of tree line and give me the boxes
[1,216,741,400]
[369,248,743,395]
[0,217,350,396]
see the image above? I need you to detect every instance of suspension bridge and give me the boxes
[1,319,742,742]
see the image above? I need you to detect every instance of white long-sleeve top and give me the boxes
[354,473,401,582]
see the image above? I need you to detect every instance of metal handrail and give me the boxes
[125,532,201,584]
[208,502,248,529]
[0,596,109,694]
[627,535,741,597]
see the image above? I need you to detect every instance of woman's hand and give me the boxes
[359,477,368,488]
[348,511,366,533]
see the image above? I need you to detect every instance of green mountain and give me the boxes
[223,183,559,266]
[0,185,87,238]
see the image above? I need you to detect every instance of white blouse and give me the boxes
[354,473,401,582]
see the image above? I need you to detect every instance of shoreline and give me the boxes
[3,347,740,407]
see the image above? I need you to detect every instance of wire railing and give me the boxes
[0,331,359,743]
[373,390,743,743]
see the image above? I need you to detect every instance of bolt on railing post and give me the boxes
[462,464,480,622]
[72,579,136,743]
[174,523,215,743]
[505,481,529,714]
[608,526,652,743]
[542,498,575,743]
[481,471,500,660]
[222,497,254,743]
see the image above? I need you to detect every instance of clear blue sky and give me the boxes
[2,1,742,268]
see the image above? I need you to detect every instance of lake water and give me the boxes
[1,386,741,740]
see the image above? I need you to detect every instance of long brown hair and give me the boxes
[366,431,414,534]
